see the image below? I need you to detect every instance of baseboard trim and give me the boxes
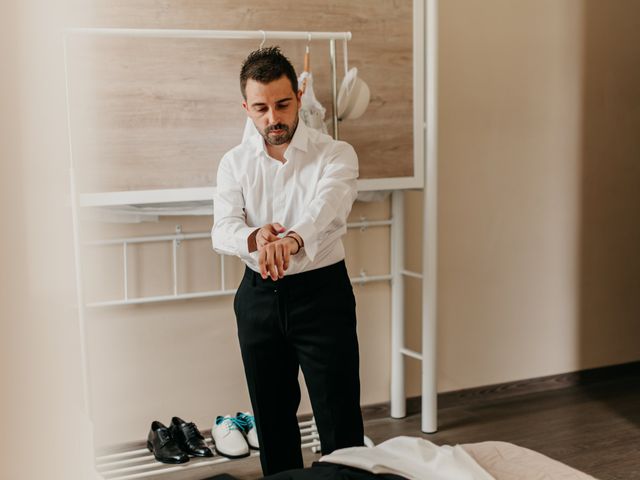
[361,360,640,420]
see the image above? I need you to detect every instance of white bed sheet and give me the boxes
[319,436,598,480]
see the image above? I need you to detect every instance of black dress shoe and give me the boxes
[170,417,214,457]
[147,421,189,464]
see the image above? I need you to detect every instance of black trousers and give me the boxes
[206,461,407,480]
[262,462,407,480]
[233,260,365,476]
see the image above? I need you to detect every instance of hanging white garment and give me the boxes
[298,71,328,134]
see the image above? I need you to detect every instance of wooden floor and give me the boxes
[201,369,640,480]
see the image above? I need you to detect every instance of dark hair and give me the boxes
[240,46,298,99]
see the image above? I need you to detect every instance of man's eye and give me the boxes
[277,103,290,109]
[256,107,267,113]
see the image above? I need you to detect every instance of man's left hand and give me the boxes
[258,236,300,280]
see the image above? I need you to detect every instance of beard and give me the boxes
[261,115,299,146]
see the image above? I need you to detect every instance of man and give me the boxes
[211,47,364,475]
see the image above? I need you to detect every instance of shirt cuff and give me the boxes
[237,226,260,258]
[287,222,318,262]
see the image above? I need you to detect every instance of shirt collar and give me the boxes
[288,118,309,153]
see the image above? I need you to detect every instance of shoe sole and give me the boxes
[239,427,259,451]
[175,440,214,458]
[147,441,189,464]
[171,435,214,457]
[213,446,251,459]
[188,450,214,458]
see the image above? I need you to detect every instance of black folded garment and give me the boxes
[205,461,408,480]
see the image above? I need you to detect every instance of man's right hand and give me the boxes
[257,223,286,249]
[259,236,300,281]
[248,223,286,253]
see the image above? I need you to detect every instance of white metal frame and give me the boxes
[421,0,439,433]
[95,419,319,480]
[390,0,438,436]
[65,6,439,477]
[83,219,393,308]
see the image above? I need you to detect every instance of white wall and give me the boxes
[403,0,640,394]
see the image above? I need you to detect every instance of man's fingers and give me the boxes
[266,222,285,235]
[258,235,291,281]
[264,231,280,243]
[283,242,291,271]
[259,227,282,246]
[267,246,278,281]
[275,244,285,278]
[259,248,268,279]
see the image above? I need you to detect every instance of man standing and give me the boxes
[211,47,364,475]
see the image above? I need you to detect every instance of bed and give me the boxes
[462,441,596,480]
[314,436,597,480]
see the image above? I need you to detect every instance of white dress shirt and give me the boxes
[211,119,359,276]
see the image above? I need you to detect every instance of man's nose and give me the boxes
[267,108,279,125]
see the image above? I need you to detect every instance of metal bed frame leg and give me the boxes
[422,0,438,435]
[391,190,406,419]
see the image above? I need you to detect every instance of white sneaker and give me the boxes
[211,415,250,458]
[236,412,259,450]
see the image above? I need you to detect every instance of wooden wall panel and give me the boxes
[69,0,413,192]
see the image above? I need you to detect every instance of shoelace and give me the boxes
[183,422,204,440]
[216,416,245,432]
[236,413,255,432]
[156,428,173,447]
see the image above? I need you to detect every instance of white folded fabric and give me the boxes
[320,436,495,480]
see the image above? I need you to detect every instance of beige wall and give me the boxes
[3,0,640,467]
[403,0,640,395]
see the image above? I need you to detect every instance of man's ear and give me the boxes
[242,100,249,113]
[296,89,303,108]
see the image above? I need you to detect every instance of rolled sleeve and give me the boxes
[288,142,359,262]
